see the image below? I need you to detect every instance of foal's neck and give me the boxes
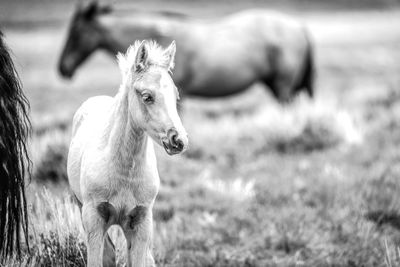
[106,90,147,173]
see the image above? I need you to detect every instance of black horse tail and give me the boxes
[0,30,31,260]
[297,32,315,98]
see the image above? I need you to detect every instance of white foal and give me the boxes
[67,40,188,267]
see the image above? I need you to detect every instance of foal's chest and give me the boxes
[84,158,160,207]
[112,171,160,205]
[84,163,160,229]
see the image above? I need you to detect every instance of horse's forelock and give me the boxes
[118,40,173,79]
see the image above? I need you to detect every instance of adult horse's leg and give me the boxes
[264,73,296,104]
[272,76,296,103]
[263,54,298,103]
[295,43,314,98]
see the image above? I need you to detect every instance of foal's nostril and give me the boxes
[174,137,184,150]
[176,139,184,150]
[171,134,178,144]
[169,133,179,147]
[167,128,183,150]
[167,128,177,140]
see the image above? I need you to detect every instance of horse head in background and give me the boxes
[0,31,31,261]
[58,1,113,78]
[59,1,314,103]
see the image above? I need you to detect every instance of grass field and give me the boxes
[2,0,400,266]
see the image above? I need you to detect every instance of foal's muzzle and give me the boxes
[162,128,186,155]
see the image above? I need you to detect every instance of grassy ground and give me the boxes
[2,1,400,266]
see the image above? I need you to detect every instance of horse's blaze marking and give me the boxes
[97,202,116,224]
[128,205,147,229]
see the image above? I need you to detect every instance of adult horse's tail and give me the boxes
[297,33,314,98]
[0,31,31,260]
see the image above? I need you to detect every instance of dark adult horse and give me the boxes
[59,2,314,103]
[0,30,31,260]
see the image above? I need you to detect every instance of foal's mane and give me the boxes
[117,40,172,78]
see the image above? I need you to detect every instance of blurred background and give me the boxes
[2,0,400,266]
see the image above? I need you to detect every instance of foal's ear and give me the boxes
[163,41,176,70]
[134,41,149,72]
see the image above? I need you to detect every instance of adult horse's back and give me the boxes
[59,2,314,103]
[0,31,31,260]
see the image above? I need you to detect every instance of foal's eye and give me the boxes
[141,93,154,104]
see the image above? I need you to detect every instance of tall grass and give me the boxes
[9,86,399,266]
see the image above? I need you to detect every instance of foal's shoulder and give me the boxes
[72,96,113,136]
[79,96,113,114]
[83,95,114,107]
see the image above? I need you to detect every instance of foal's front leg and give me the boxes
[123,206,155,267]
[82,203,109,267]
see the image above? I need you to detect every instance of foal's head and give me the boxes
[118,40,188,155]
[58,1,111,78]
